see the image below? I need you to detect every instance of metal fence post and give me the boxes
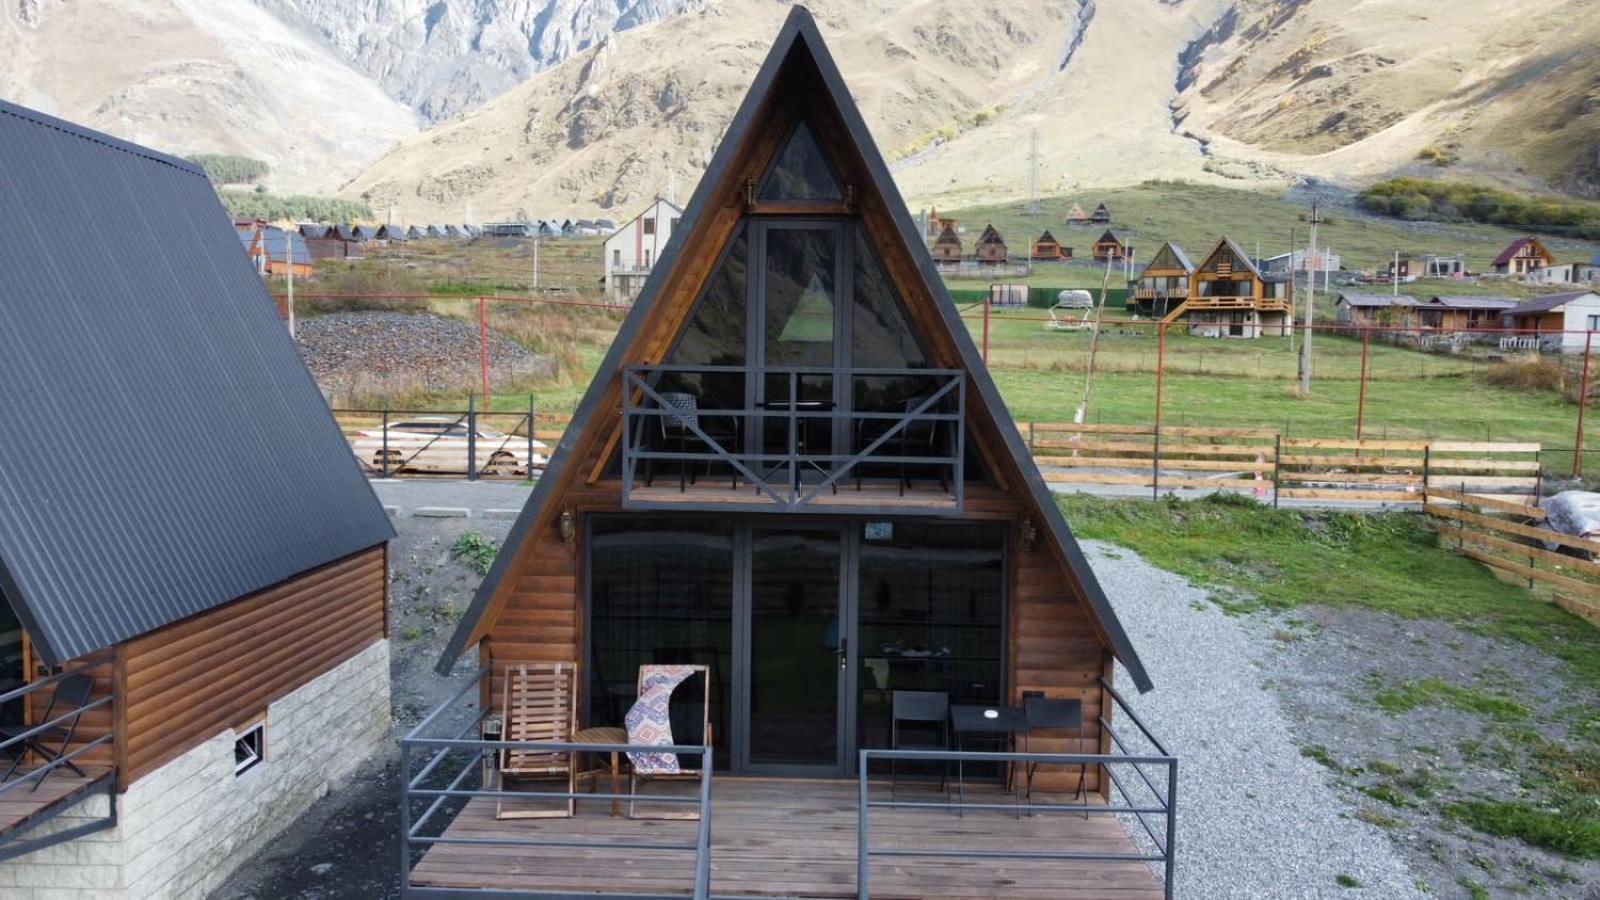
[467,393,478,482]
[478,296,492,406]
[1163,758,1178,900]
[381,405,391,478]
[858,751,870,900]
[1575,331,1593,480]
[398,742,411,895]
[527,394,536,472]
[1273,434,1282,509]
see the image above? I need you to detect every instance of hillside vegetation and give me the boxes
[189,154,270,186]
[220,191,372,223]
[1360,179,1600,241]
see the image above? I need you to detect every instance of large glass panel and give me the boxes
[664,229,749,413]
[852,229,931,411]
[748,527,841,767]
[588,518,734,770]
[758,122,843,202]
[856,522,1004,771]
[762,227,838,470]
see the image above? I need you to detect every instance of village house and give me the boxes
[1030,229,1070,261]
[1385,253,1466,282]
[604,197,684,302]
[397,10,1172,898]
[0,99,393,895]
[1260,248,1340,289]
[1335,292,1420,331]
[299,224,354,260]
[376,223,408,243]
[1163,236,1293,338]
[238,224,314,280]
[930,222,963,263]
[1090,202,1111,224]
[1492,236,1556,276]
[1503,291,1600,352]
[1421,296,1518,332]
[1526,261,1600,287]
[1129,241,1194,319]
[1091,229,1127,264]
[975,223,1008,263]
[926,207,955,239]
[1064,203,1090,226]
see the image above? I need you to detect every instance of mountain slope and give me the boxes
[0,0,419,193]
[343,0,1079,219]
[251,0,701,122]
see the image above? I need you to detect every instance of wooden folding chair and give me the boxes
[628,664,711,820]
[496,661,577,820]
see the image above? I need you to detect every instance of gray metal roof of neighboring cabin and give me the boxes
[0,99,393,666]
[1506,291,1600,316]
[1338,292,1419,307]
[239,227,312,266]
[435,5,1155,693]
[1429,295,1519,310]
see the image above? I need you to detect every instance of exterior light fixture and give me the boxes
[559,509,577,545]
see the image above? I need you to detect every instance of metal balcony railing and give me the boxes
[620,365,966,513]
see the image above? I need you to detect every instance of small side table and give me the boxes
[573,726,628,817]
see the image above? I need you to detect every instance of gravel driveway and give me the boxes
[1087,540,1424,899]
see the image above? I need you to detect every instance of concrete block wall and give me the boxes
[0,639,391,899]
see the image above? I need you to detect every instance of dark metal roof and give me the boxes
[0,99,393,666]
[1506,291,1600,317]
[436,6,1154,692]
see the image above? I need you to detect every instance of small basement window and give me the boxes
[235,721,265,776]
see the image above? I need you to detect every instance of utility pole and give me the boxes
[1026,129,1040,215]
[532,235,540,291]
[1288,225,1297,356]
[1299,201,1322,395]
[1393,250,1400,296]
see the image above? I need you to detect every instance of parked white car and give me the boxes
[352,417,547,476]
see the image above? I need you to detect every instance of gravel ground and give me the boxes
[1087,540,1427,899]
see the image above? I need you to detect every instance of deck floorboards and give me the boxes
[0,765,112,840]
[411,778,1162,898]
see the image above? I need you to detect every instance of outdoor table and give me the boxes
[949,704,1029,817]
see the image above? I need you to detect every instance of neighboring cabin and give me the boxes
[1423,296,1518,332]
[1493,236,1556,276]
[1526,261,1600,287]
[1090,202,1111,224]
[931,222,963,262]
[603,197,684,303]
[237,224,314,279]
[1260,248,1340,289]
[1385,253,1466,282]
[1335,292,1420,330]
[0,99,393,894]
[975,223,1008,263]
[299,224,356,260]
[1503,291,1600,352]
[1064,202,1090,225]
[1091,229,1126,263]
[1129,240,1194,319]
[1030,230,1069,261]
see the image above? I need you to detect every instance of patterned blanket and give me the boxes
[625,665,697,773]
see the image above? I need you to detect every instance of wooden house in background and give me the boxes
[1335,292,1420,331]
[0,99,393,894]
[402,10,1170,898]
[1163,236,1292,338]
[238,224,314,279]
[975,224,1008,263]
[1091,203,1111,224]
[931,222,963,262]
[1503,291,1600,352]
[1387,253,1466,282]
[926,206,955,239]
[1091,229,1126,263]
[1065,203,1090,226]
[1129,241,1194,319]
[1421,296,1518,332]
[1030,230,1070,261]
[300,224,352,260]
[1493,237,1556,276]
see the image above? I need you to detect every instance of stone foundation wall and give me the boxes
[0,639,391,899]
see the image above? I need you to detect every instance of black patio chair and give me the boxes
[0,673,95,791]
[889,690,950,802]
[855,394,949,496]
[644,392,740,491]
[1022,695,1086,817]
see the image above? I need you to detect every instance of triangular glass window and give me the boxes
[759,122,843,202]
[662,227,749,412]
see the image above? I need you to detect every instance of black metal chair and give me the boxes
[855,394,949,496]
[1022,695,1086,817]
[0,673,95,791]
[889,690,950,802]
[644,392,739,491]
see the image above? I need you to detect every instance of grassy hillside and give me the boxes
[937,182,1600,276]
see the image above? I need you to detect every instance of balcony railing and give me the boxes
[621,365,966,513]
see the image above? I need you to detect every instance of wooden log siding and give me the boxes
[116,544,387,786]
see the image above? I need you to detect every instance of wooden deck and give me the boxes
[410,778,1162,899]
[0,765,113,840]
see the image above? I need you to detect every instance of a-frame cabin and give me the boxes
[1162,236,1293,338]
[1129,240,1194,318]
[930,221,963,262]
[975,223,1009,263]
[1031,229,1070,261]
[412,10,1167,898]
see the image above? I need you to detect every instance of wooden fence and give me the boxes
[1021,422,1540,507]
[1424,487,1600,626]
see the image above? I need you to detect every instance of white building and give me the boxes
[1526,262,1600,287]
[604,198,683,302]
[1504,291,1600,353]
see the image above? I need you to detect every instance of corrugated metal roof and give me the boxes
[1338,292,1419,308]
[1429,295,1518,310]
[238,227,312,266]
[0,99,393,666]
[1506,291,1600,316]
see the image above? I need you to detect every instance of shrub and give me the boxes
[189,153,269,185]
[450,532,500,576]
[1359,177,1600,239]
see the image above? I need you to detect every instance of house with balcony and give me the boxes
[0,99,393,894]
[1492,236,1557,276]
[1162,236,1293,338]
[605,197,685,302]
[1128,241,1194,319]
[399,10,1174,899]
